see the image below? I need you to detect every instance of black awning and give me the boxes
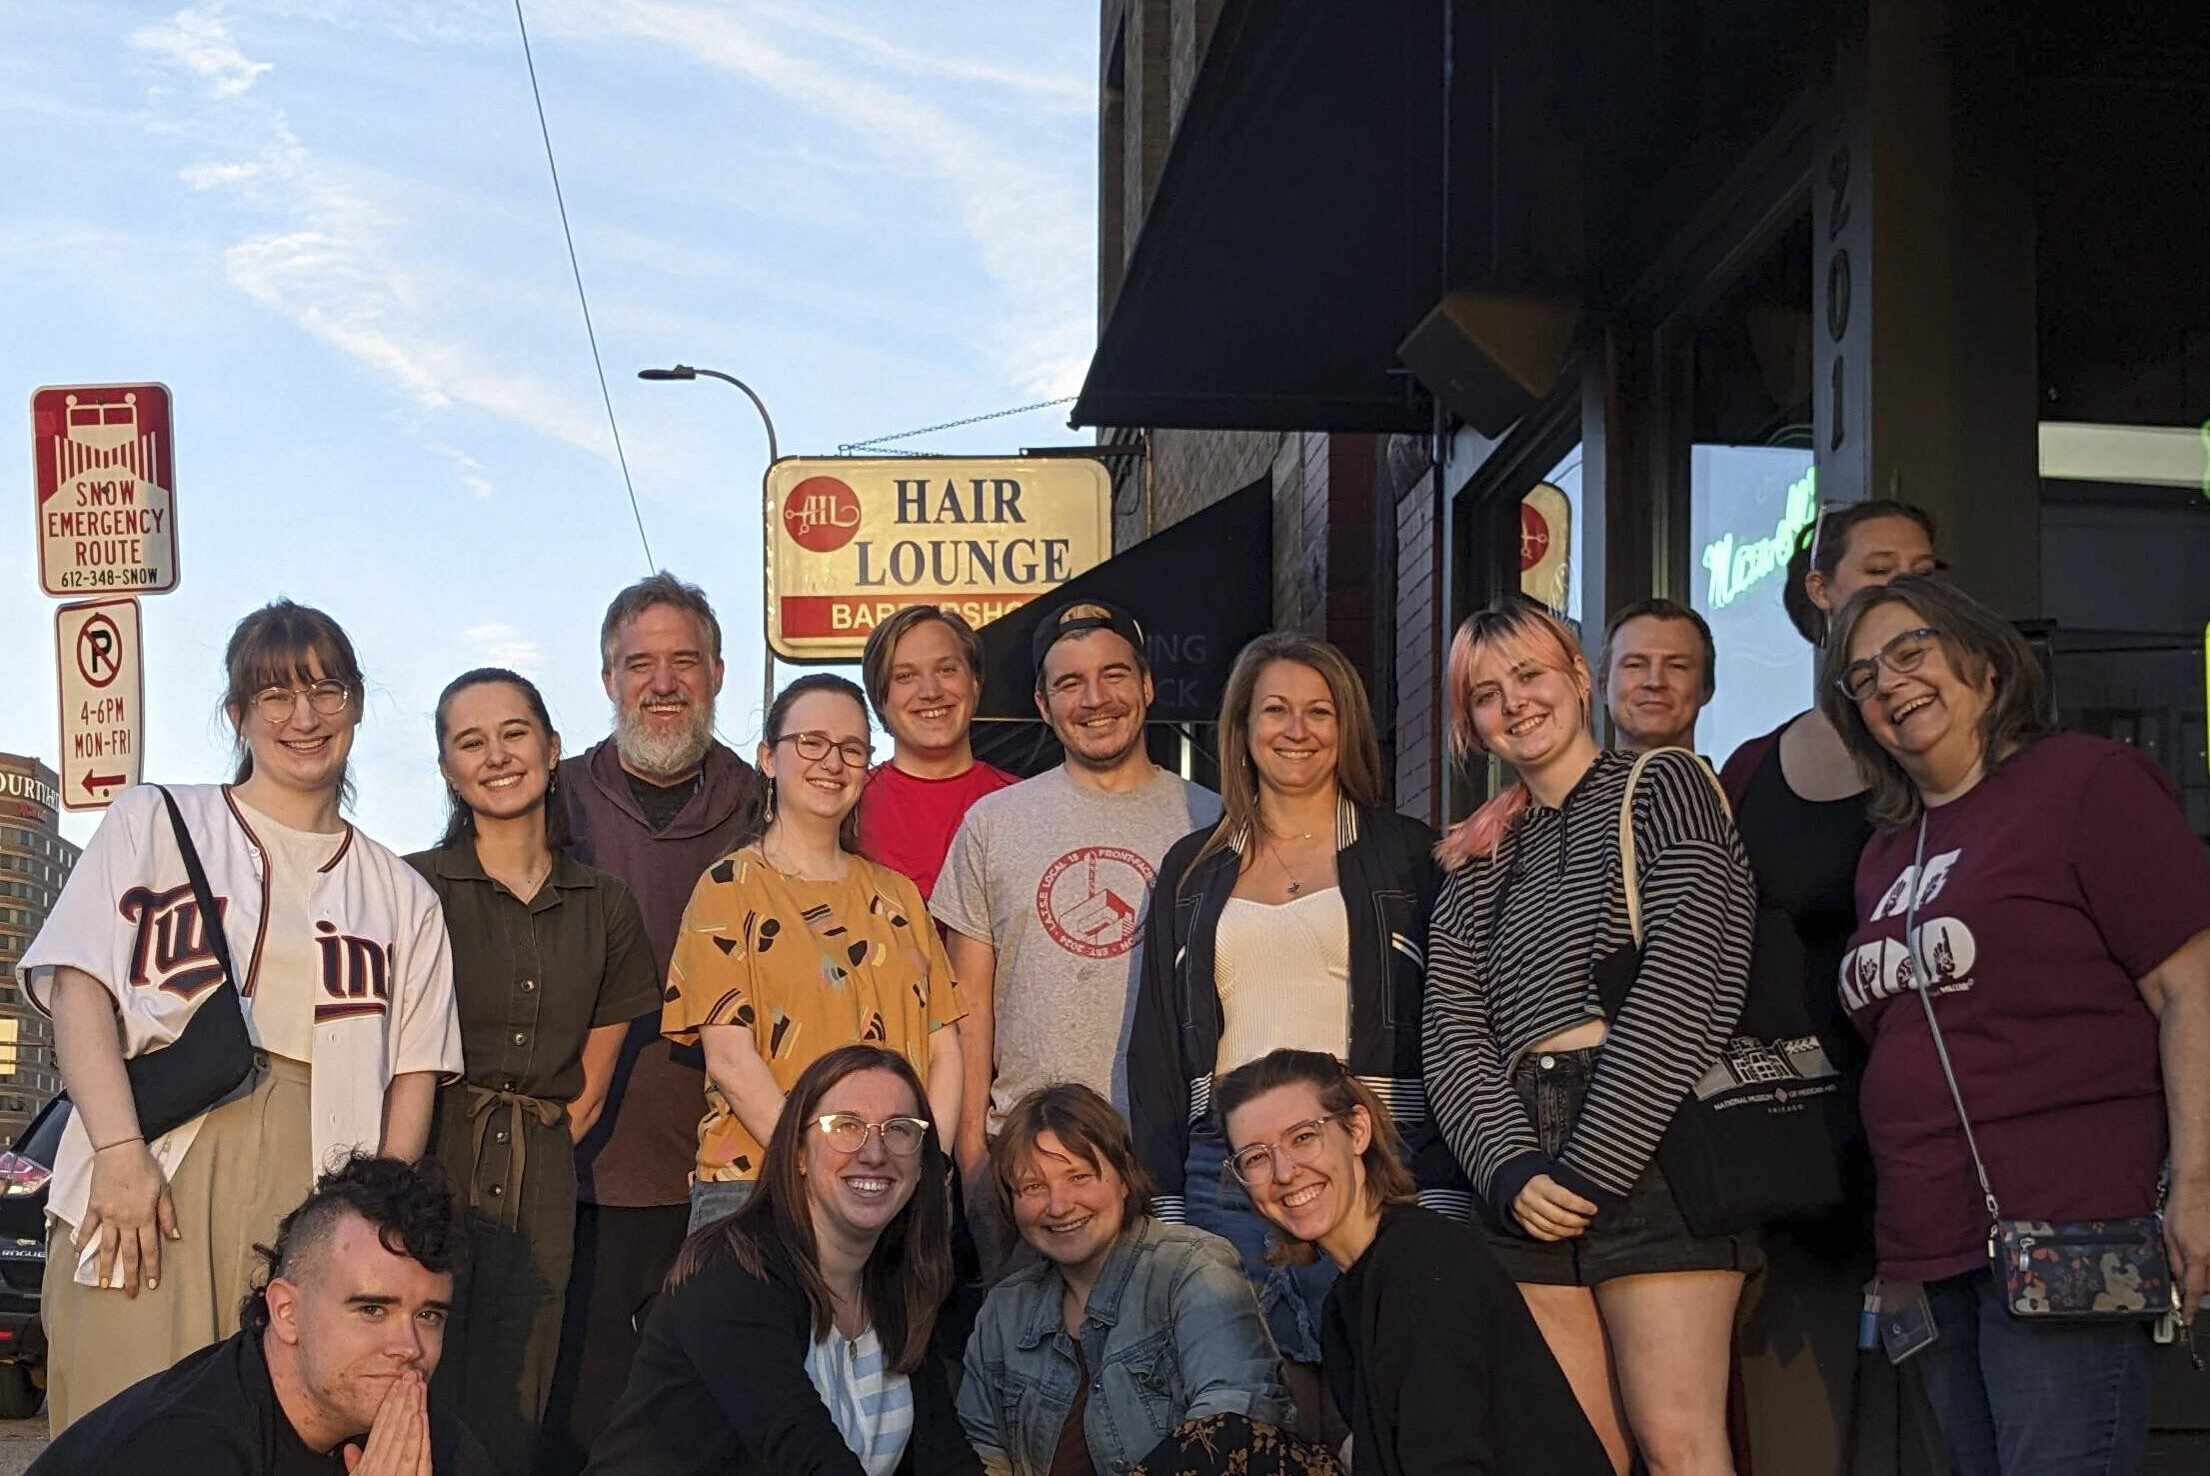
[973,477,1273,746]
[1071,3,1451,433]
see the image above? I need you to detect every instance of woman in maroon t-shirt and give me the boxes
[1820,574,2210,1476]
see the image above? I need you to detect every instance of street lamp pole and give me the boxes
[638,364,781,722]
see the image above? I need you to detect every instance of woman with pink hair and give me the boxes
[1422,598,1756,1476]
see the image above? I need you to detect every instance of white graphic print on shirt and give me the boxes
[1840,845,1978,1014]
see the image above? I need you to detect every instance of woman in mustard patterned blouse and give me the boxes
[665,674,965,1231]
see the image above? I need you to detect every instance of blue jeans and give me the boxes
[687,1177,754,1232]
[1914,1269,2157,1476]
[1183,1123,1335,1364]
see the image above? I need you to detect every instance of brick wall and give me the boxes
[1395,469,1441,825]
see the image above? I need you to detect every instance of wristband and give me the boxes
[92,1135,145,1154]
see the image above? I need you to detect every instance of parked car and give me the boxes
[0,1096,65,1420]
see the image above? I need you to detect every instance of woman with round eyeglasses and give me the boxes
[1816,576,2210,1476]
[22,600,462,1430]
[1216,1049,1610,1476]
[664,675,965,1232]
[587,1044,977,1476]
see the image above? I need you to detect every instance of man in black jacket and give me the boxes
[29,1154,490,1475]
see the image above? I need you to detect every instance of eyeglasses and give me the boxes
[811,1113,930,1156]
[1225,1114,1346,1187]
[777,732,871,768]
[1835,627,1939,703]
[252,680,352,724]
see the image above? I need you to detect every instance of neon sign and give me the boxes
[1700,465,1818,609]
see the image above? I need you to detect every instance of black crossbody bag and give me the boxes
[112,788,256,1141]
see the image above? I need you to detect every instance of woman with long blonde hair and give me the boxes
[1422,598,1755,1476]
[1128,632,1450,1439]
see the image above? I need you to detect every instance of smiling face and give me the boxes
[438,680,559,825]
[1246,660,1340,800]
[759,689,871,833]
[801,1067,923,1250]
[881,617,980,762]
[1809,514,1939,618]
[266,1212,452,1447]
[1604,615,1710,752]
[1008,1129,1127,1281]
[233,653,359,801]
[1222,1082,1368,1249]
[1035,630,1153,771]
[1846,600,1993,785]
[606,602,723,781]
[1462,640,1592,776]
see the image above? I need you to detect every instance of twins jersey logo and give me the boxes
[1035,846,1154,960]
[119,883,228,998]
[315,920,395,1022]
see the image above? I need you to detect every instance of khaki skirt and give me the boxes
[42,1053,313,1433]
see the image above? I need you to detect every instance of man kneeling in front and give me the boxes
[31,1153,490,1474]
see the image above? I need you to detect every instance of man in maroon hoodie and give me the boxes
[539,572,760,1473]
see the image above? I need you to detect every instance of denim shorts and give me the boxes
[1482,1046,1755,1287]
[688,1176,754,1233]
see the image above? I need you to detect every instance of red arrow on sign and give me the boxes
[81,770,125,794]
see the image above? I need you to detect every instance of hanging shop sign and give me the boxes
[765,457,1113,660]
[1520,481,1571,611]
[31,383,179,597]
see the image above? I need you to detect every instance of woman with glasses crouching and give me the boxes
[959,1084,1293,1476]
[1216,1050,1609,1476]
[587,1044,976,1476]
[664,675,965,1231]
[1818,575,2210,1476]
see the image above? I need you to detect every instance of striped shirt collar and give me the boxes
[1226,793,1360,855]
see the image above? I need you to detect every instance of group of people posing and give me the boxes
[17,497,2210,1476]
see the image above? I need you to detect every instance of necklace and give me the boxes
[506,854,553,900]
[1264,826,1316,896]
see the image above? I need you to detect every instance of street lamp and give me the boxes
[638,364,781,719]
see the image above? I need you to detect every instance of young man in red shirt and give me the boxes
[855,606,1018,899]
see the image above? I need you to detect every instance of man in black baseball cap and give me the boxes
[929,595,1220,1270]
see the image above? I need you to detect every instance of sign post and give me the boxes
[764,457,1112,661]
[31,383,179,597]
[55,597,144,811]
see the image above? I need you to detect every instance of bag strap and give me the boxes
[155,786,241,994]
[1901,812,2005,1231]
[1616,747,1735,947]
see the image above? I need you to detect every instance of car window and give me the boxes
[16,1099,70,1169]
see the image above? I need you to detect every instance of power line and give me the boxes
[513,0,654,569]
[837,396,1077,456]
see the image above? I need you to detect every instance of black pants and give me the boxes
[534,1201,690,1476]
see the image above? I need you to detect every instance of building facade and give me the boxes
[1075,0,2209,1457]
[0,758,73,1142]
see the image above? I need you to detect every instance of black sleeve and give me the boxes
[31,1415,257,1476]
[905,1345,983,1476]
[1128,831,1204,1218]
[669,1260,870,1476]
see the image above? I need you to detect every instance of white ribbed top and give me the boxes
[1214,886,1351,1073]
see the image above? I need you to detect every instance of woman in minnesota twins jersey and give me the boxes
[19,600,463,1433]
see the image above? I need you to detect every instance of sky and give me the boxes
[1,0,1099,850]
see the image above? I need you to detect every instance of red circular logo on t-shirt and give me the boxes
[782,476,862,553]
[1035,846,1154,960]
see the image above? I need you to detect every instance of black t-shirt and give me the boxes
[629,770,704,835]
[28,1330,492,1476]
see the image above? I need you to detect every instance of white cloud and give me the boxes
[748,4,1091,114]
[550,0,1094,398]
[464,622,545,676]
[128,9,275,99]
[180,159,263,189]
[426,441,495,498]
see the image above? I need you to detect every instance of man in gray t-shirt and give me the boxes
[931,600,1221,1194]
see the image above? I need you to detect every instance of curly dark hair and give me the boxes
[240,1153,465,1335]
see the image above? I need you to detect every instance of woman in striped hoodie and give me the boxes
[1422,598,1756,1476]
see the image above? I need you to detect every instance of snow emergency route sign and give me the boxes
[765,457,1112,660]
[31,383,180,596]
[56,597,143,812]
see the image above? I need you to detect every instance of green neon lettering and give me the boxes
[1701,465,1820,609]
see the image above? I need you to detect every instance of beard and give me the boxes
[614,696,715,780]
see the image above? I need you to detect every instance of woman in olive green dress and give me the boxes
[406,668,661,1476]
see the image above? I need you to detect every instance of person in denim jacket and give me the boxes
[959,1086,1293,1476]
